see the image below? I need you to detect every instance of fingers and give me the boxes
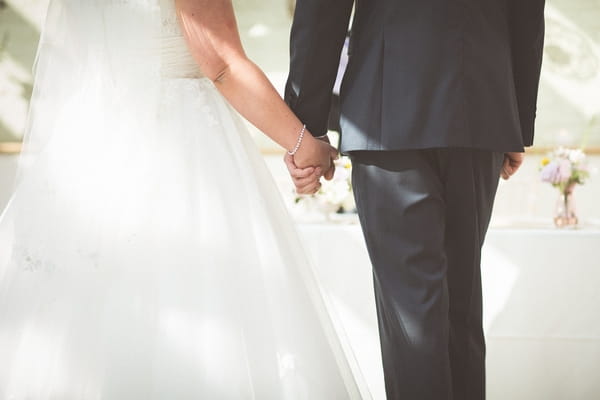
[501,154,522,180]
[284,146,339,195]
[284,153,316,178]
[294,169,322,194]
[512,157,524,171]
[294,172,321,188]
[283,152,296,171]
[500,156,508,179]
[501,156,512,180]
[326,146,339,180]
[290,166,319,180]
[296,180,322,195]
[284,152,322,194]
[501,152,525,180]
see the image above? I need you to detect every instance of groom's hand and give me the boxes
[284,135,338,195]
[313,135,337,181]
[501,152,525,180]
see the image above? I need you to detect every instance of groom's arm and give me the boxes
[508,0,546,147]
[285,0,354,138]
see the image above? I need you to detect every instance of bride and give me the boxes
[0,0,369,398]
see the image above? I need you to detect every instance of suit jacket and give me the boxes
[285,0,546,153]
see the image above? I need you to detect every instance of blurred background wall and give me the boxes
[1,0,600,224]
[0,0,46,146]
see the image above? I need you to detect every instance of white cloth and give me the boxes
[0,1,368,398]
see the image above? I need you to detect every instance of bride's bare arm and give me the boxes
[174,0,336,177]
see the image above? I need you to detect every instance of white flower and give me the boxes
[568,148,586,164]
[321,179,351,205]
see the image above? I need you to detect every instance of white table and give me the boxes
[297,221,600,400]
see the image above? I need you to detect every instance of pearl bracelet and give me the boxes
[287,124,307,156]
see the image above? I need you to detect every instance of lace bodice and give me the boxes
[158,0,204,78]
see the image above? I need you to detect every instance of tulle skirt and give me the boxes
[0,77,364,399]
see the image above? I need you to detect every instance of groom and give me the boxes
[284,1,546,399]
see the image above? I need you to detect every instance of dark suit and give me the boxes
[285,1,545,399]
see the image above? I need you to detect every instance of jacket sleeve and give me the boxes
[509,0,546,147]
[284,0,354,137]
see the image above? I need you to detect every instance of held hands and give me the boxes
[284,135,338,195]
[501,152,525,180]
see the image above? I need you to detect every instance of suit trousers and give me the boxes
[350,149,504,400]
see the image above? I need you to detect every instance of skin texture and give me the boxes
[285,136,335,194]
[174,0,335,194]
[501,152,525,180]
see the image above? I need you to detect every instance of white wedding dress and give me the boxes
[0,1,367,398]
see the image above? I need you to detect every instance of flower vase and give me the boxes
[554,184,578,228]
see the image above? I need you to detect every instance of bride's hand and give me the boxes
[286,135,338,195]
[284,153,323,195]
[293,134,338,174]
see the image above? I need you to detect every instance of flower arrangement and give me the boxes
[539,147,590,227]
[295,156,356,215]
[540,147,589,189]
